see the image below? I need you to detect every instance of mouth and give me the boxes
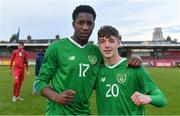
[103,50,112,54]
[80,32,90,37]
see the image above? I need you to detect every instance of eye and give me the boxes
[87,21,93,26]
[109,39,115,43]
[77,21,84,25]
[99,39,105,44]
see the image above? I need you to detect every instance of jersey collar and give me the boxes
[105,58,127,69]
[68,37,88,48]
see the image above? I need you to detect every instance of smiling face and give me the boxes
[98,36,120,59]
[73,12,95,42]
[97,25,121,59]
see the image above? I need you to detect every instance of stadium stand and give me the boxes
[1,39,180,67]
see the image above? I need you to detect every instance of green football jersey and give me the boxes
[96,58,158,115]
[35,37,102,115]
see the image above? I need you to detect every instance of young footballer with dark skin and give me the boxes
[35,5,142,115]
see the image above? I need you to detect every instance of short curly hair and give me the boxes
[98,25,121,40]
[72,5,96,21]
[18,42,24,46]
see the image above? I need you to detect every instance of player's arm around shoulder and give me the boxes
[127,54,142,67]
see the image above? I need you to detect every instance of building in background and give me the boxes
[153,27,165,41]
[1,29,180,67]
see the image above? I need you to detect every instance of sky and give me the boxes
[0,0,180,43]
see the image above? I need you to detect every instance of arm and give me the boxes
[35,53,44,77]
[35,55,40,76]
[131,89,167,107]
[9,51,15,75]
[127,54,142,67]
[35,44,57,95]
[149,88,167,107]
[25,52,29,72]
[41,87,76,105]
[132,67,167,107]
[35,42,76,104]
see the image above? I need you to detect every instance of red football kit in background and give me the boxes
[9,48,29,97]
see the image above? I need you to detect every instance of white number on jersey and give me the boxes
[106,84,119,98]
[79,63,90,77]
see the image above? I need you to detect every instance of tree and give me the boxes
[27,35,32,42]
[166,36,171,41]
[0,40,8,43]
[55,34,60,40]
[9,34,18,43]
[174,39,177,42]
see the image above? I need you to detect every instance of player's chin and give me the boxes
[80,36,90,40]
[103,53,113,58]
[80,34,91,39]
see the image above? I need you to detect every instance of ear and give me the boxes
[92,22,95,29]
[117,39,121,46]
[72,21,75,29]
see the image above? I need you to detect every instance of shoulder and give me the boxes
[131,65,148,77]
[89,41,98,47]
[87,42,102,60]
[50,37,69,46]
[87,42,101,56]
[13,49,18,53]
[23,50,28,54]
[12,49,18,55]
[24,50,28,53]
[87,42,99,50]
[46,37,69,53]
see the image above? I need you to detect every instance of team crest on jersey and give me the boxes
[101,77,106,82]
[88,55,97,65]
[117,73,126,84]
[18,52,22,56]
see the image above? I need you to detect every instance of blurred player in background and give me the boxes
[9,42,29,102]
[32,49,45,95]
[96,25,167,115]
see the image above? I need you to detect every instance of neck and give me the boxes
[71,35,88,46]
[104,54,122,65]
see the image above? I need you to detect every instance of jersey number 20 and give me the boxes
[106,84,119,98]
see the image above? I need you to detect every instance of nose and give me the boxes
[105,41,110,47]
[82,23,88,30]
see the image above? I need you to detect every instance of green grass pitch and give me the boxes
[0,66,180,115]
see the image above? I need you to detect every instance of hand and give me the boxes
[127,55,142,67]
[26,71,30,75]
[131,91,152,106]
[9,69,12,75]
[56,90,76,105]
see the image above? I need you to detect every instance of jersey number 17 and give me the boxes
[79,63,90,77]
